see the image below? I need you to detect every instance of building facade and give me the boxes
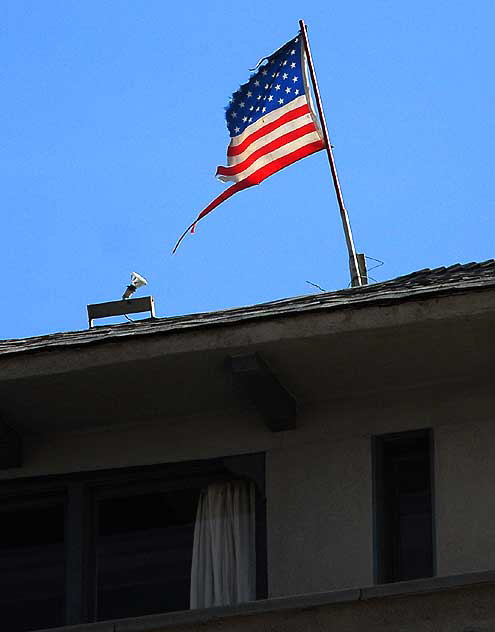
[1,260,495,632]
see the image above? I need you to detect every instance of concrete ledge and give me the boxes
[36,622,114,632]
[115,589,360,632]
[361,569,495,600]
[30,570,495,632]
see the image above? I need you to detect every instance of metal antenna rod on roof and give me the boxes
[299,19,365,287]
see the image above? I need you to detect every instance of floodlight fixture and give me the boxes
[122,271,148,300]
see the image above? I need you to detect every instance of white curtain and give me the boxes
[190,480,256,609]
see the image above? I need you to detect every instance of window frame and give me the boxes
[372,428,436,584]
[0,453,267,629]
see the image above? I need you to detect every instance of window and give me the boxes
[0,453,266,632]
[0,496,66,632]
[95,487,200,620]
[373,429,434,583]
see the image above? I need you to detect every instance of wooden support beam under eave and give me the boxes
[228,353,297,432]
[0,422,22,469]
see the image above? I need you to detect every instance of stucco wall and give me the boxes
[436,419,495,575]
[267,433,372,594]
[1,379,494,598]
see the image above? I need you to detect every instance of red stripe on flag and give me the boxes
[227,104,311,157]
[240,139,324,187]
[193,139,324,224]
[193,179,252,223]
[216,123,319,178]
[171,179,252,253]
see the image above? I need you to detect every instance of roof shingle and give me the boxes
[1,259,494,357]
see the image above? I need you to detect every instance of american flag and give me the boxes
[174,33,325,251]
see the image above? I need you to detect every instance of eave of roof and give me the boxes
[1,259,494,357]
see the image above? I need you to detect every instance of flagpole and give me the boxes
[299,19,363,287]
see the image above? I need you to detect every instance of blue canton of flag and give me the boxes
[226,36,307,137]
[174,33,324,251]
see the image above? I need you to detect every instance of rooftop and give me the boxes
[1,259,494,357]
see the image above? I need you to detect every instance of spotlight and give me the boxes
[122,272,148,300]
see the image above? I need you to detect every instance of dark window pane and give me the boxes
[374,430,434,583]
[96,488,200,620]
[0,501,65,632]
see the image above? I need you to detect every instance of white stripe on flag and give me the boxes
[222,112,316,168]
[227,95,309,148]
[216,129,323,183]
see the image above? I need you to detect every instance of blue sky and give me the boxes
[2,1,494,339]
